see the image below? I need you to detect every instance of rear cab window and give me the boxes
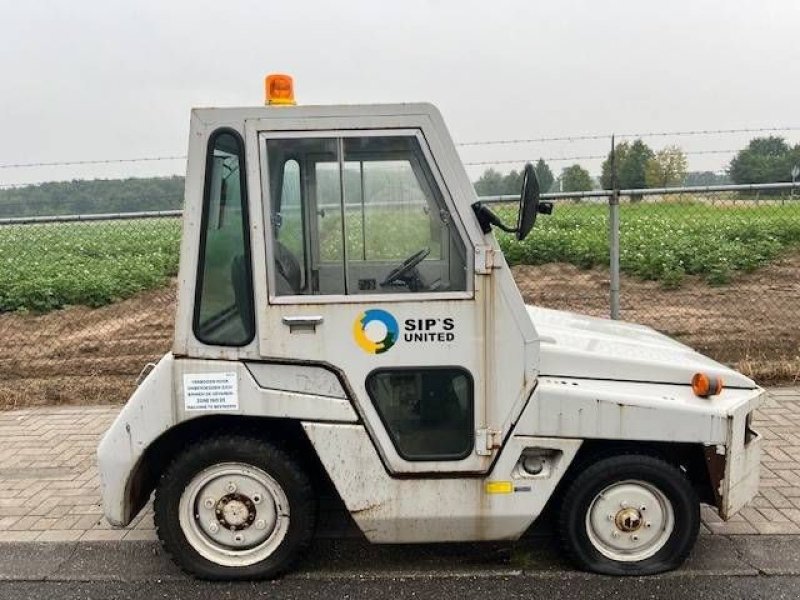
[193,129,255,346]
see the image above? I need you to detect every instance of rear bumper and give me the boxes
[707,388,763,520]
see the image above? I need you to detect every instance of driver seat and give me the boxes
[274,241,302,294]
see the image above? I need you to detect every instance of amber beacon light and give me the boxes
[691,372,723,398]
[265,74,296,106]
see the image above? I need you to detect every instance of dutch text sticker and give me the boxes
[184,372,239,411]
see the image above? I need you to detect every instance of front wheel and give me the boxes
[558,454,700,575]
[154,434,315,580]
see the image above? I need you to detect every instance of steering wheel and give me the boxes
[380,248,431,288]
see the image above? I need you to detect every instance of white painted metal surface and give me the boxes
[98,353,176,526]
[98,355,358,525]
[303,422,581,542]
[518,378,762,444]
[531,306,755,388]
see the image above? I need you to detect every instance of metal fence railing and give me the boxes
[0,181,799,409]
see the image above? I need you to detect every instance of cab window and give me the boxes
[266,134,468,296]
[193,130,255,346]
[366,367,473,460]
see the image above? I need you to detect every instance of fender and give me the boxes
[97,354,359,526]
[98,353,176,526]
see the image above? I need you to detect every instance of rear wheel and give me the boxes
[154,434,315,580]
[558,454,699,575]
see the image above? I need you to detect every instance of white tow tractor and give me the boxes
[98,75,762,579]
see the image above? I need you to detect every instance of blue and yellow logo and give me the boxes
[353,309,399,354]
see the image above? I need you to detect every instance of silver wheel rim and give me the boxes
[585,479,675,562]
[178,462,290,567]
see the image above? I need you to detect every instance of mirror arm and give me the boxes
[471,202,517,235]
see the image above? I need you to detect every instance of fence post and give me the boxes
[609,135,621,320]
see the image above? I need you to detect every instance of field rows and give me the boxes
[2,200,800,312]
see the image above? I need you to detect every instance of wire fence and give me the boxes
[0,183,799,410]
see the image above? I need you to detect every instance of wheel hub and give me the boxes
[216,493,257,530]
[615,507,643,532]
[585,480,675,562]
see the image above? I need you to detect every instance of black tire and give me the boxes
[558,454,699,576]
[154,434,316,580]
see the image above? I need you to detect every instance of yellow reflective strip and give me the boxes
[484,481,513,495]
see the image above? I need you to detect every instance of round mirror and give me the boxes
[516,163,541,240]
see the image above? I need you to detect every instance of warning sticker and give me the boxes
[183,373,239,411]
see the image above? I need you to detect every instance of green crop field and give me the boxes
[1,200,800,313]
[0,219,181,312]
[497,200,800,288]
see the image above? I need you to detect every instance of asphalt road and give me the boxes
[1,535,800,600]
[2,574,800,600]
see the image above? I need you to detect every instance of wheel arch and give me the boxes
[124,415,339,525]
[539,439,716,525]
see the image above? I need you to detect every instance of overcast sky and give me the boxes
[1,0,798,186]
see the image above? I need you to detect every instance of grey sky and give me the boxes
[1,0,798,186]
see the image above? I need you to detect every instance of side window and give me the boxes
[193,130,255,346]
[366,368,473,460]
[265,134,468,297]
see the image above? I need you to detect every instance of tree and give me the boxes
[645,146,688,188]
[601,141,627,189]
[600,139,654,190]
[561,164,594,192]
[728,136,799,184]
[473,168,505,196]
[619,140,654,189]
[503,169,523,194]
[474,167,539,196]
[533,159,554,193]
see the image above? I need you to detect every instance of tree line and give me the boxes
[473,135,800,195]
[0,176,184,218]
[0,135,797,218]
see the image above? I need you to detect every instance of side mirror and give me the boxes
[472,162,553,240]
[516,163,540,241]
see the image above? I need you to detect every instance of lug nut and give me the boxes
[226,482,237,493]
[255,519,266,530]
[607,514,615,521]
[204,498,215,509]
[620,501,628,508]
[611,530,619,538]
[209,523,219,534]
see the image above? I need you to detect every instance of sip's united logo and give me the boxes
[353,309,399,354]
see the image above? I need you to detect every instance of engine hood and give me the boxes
[528,306,756,389]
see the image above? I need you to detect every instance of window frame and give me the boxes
[260,128,474,305]
[365,366,475,462]
[192,127,256,347]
